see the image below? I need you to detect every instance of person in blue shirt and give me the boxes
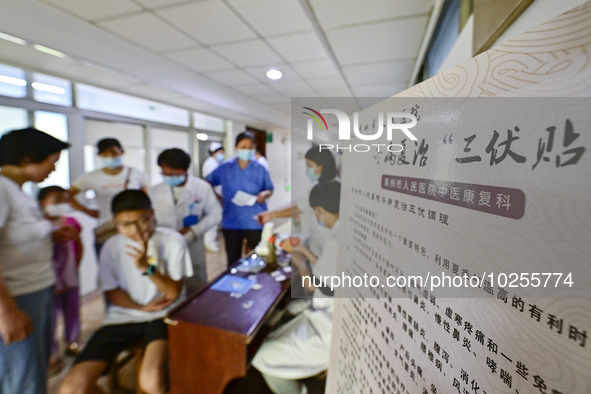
[206,132,273,267]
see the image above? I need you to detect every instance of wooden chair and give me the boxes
[107,342,144,394]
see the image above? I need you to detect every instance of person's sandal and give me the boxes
[65,342,82,357]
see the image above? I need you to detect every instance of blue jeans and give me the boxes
[0,286,54,394]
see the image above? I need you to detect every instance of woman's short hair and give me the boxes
[309,180,341,214]
[304,146,337,182]
[111,190,152,215]
[235,131,255,147]
[157,148,191,171]
[0,127,70,166]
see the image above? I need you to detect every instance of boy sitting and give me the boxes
[60,190,193,394]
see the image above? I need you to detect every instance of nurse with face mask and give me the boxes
[257,146,338,257]
[206,132,274,267]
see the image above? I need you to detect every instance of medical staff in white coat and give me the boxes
[201,141,224,252]
[151,148,222,295]
[257,146,337,257]
[252,180,341,394]
[202,141,224,181]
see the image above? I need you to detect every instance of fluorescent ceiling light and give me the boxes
[266,69,283,80]
[0,32,26,45]
[33,44,66,58]
[196,133,208,141]
[0,75,27,86]
[32,82,66,94]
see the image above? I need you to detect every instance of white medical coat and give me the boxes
[252,221,340,380]
[151,176,222,294]
[202,156,222,195]
[296,183,332,257]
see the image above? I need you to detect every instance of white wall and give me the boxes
[226,121,245,159]
[264,129,291,212]
[289,131,316,206]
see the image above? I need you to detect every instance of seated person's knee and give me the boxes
[139,369,165,394]
[59,373,92,394]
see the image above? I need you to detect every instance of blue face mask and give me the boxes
[315,210,326,228]
[306,166,320,181]
[237,149,255,162]
[101,156,123,169]
[215,153,224,163]
[162,174,186,187]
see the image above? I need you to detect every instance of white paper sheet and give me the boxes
[231,190,257,206]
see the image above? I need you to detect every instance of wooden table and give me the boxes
[166,258,292,394]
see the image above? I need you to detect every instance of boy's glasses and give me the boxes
[115,213,153,230]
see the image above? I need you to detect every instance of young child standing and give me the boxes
[38,186,83,373]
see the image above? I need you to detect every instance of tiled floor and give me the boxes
[48,237,228,393]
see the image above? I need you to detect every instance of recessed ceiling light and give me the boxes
[196,133,208,141]
[266,69,282,80]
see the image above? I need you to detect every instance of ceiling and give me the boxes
[0,0,437,130]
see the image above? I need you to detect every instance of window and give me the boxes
[421,0,468,79]
[0,105,28,136]
[0,64,26,98]
[32,72,72,106]
[35,111,70,188]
